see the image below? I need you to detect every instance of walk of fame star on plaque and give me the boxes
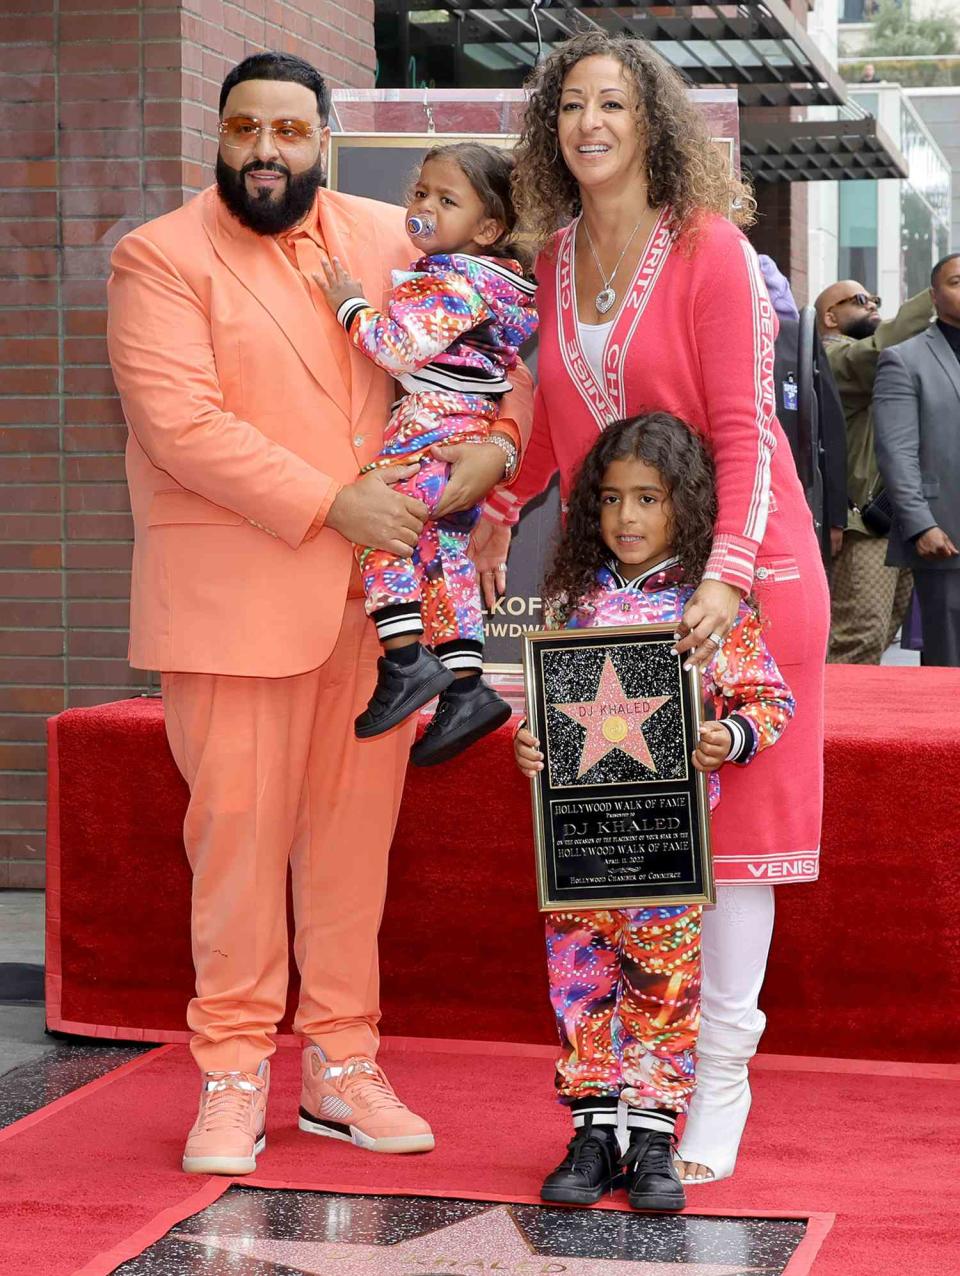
[551,655,671,779]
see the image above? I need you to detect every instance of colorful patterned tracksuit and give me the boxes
[546,560,794,1115]
[336,253,538,671]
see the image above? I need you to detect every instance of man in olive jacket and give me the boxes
[815,281,933,663]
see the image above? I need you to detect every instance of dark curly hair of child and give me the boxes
[543,412,718,626]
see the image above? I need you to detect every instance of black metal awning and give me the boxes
[740,109,908,182]
[393,1,847,107]
[378,1,908,181]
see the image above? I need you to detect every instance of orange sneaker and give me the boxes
[298,1047,435,1154]
[182,1060,269,1175]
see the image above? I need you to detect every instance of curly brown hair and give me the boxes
[543,412,718,625]
[512,32,755,253]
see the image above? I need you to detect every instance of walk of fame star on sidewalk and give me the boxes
[552,656,671,778]
[173,1204,768,1274]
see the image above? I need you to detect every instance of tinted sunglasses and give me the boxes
[218,116,322,150]
[830,292,881,309]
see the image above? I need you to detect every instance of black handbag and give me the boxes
[859,487,894,537]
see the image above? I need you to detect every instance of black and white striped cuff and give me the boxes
[435,639,484,673]
[335,296,371,331]
[571,1098,619,1129]
[625,1108,677,1135]
[721,714,756,764]
[372,603,424,642]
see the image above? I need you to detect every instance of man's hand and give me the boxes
[830,527,844,558]
[431,441,507,519]
[675,579,743,669]
[469,519,512,609]
[514,725,544,778]
[323,464,427,557]
[692,721,731,773]
[916,526,959,559]
[313,256,364,314]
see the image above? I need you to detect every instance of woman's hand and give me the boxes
[692,721,731,773]
[675,579,743,669]
[431,441,507,519]
[469,519,512,609]
[514,725,543,778]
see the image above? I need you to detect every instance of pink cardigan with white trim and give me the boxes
[487,211,808,595]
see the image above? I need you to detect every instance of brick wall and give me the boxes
[0,0,375,887]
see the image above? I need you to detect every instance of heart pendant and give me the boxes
[595,287,616,315]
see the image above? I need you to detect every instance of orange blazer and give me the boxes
[107,186,531,677]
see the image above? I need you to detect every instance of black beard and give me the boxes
[215,154,326,236]
[842,314,881,341]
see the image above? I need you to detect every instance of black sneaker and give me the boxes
[540,1123,623,1206]
[622,1130,686,1212]
[354,648,453,739]
[409,679,512,767]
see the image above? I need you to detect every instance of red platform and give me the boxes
[46,665,960,1062]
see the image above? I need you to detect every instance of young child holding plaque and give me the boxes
[514,411,794,1213]
[316,142,538,765]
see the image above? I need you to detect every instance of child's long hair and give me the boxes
[543,412,717,625]
[415,142,533,274]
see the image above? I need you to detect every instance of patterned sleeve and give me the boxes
[695,230,777,594]
[335,269,491,377]
[708,609,795,765]
[456,254,539,356]
[498,294,540,353]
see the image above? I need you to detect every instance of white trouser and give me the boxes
[677,884,776,1180]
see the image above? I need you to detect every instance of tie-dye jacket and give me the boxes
[335,252,538,399]
[563,559,795,810]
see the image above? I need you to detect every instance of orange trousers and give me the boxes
[161,601,416,1074]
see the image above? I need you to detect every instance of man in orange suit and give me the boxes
[107,52,529,1176]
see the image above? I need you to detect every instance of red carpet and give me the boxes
[2,1039,958,1276]
[47,666,960,1061]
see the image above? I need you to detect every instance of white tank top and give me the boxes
[577,317,615,381]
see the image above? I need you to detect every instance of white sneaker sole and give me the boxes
[298,1114,434,1154]
[182,1133,265,1175]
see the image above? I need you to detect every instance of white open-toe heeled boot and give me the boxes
[676,1017,764,1183]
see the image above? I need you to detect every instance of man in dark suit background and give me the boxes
[816,280,934,663]
[874,253,960,665]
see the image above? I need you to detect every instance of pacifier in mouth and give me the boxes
[406,215,436,238]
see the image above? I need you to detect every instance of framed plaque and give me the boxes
[522,624,714,912]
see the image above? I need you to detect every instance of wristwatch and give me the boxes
[488,433,519,481]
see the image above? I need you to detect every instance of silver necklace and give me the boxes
[580,215,645,315]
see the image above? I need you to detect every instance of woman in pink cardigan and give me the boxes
[476,33,829,1184]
